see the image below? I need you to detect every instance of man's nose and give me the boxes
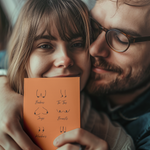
[54,49,74,68]
[90,32,110,58]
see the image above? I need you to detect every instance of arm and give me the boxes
[0,76,41,150]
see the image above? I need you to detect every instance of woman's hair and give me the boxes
[7,0,91,95]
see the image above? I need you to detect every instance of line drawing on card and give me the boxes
[60,126,66,133]
[56,109,70,113]
[36,90,46,98]
[60,90,67,98]
[62,100,67,104]
[57,100,67,105]
[38,127,45,133]
[34,107,48,116]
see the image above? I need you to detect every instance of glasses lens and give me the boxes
[90,19,102,42]
[106,29,129,52]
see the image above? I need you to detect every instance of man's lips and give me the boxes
[92,66,114,74]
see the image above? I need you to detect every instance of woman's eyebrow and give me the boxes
[34,35,57,41]
[71,37,83,41]
[68,34,83,41]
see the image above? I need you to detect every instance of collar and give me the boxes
[107,88,150,121]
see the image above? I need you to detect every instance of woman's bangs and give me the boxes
[51,5,86,42]
[35,10,55,39]
[33,0,89,46]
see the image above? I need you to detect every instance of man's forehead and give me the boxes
[96,0,150,6]
[91,0,150,36]
[117,0,150,6]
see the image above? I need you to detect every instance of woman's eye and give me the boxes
[39,44,52,49]
[71,42,84,48]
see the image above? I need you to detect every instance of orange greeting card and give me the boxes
[24,77,80,150]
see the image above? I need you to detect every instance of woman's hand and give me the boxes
[53,128,110,150]
[0,76,41,150]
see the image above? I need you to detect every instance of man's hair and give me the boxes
[98,0,150,6]
[7,0,91,94]
[114,0,150,6]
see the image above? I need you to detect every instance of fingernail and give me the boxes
[53,137,59,146]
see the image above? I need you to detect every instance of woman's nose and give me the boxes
[54,48,74,68]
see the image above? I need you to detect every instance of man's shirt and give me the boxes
[90,88,150,150]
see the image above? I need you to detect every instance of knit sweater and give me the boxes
[80,92,135,150]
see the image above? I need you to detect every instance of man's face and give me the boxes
[87,0,150,96]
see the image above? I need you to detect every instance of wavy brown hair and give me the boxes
[7,0,91,94]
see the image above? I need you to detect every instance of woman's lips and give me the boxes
[52,73,81,77]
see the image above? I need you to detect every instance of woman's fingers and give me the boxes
[7,120,41,150]
[57,143,81,150]
[53,128,109,150]
[0,117,41,150]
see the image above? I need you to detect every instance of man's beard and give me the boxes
[86,57,150,96]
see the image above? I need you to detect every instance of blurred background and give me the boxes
[0,0,25,69]
[0,0,96,70]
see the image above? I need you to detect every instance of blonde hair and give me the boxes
[7,0,91,95]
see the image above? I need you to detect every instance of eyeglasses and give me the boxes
[90,18,150,52]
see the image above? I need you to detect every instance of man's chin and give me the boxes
[86,77,122,96]
[86,79,108,96]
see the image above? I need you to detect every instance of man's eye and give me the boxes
[114,33,128,45]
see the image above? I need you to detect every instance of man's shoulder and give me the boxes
[125,112,150,149]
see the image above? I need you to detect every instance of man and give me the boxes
[0,0,150,149]
[88,1,150,149]
[55,0,150,149]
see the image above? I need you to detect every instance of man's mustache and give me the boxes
[91,57,123,75]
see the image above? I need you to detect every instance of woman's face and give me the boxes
[27,24,91,91]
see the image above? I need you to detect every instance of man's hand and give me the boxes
[0,76,41,150]
[53,128,109,150]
